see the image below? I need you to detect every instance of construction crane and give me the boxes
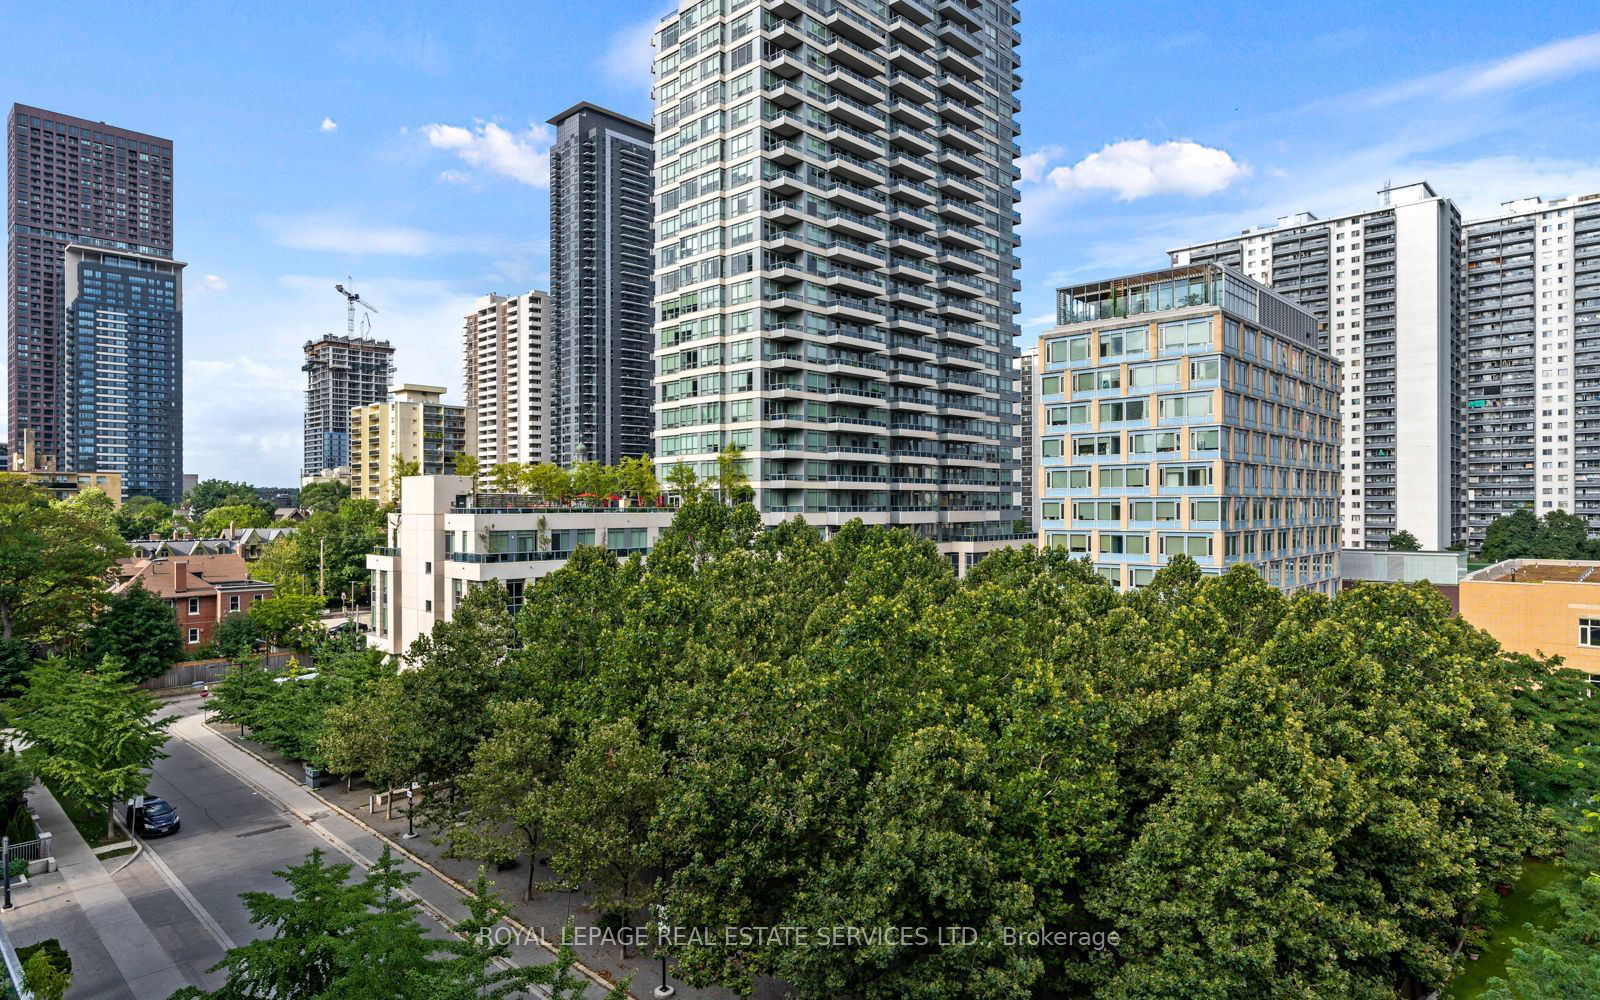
[334,278,378,337]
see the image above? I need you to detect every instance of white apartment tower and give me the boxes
[650,0,1024,557]
[462,291,550,467]
[1170,182,1465,550]
[1464,193,1600,545]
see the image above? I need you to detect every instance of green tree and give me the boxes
[521,462,573,502]
[212,612,261,662]
[0,474,126,642]
[56,487,116,530]
[1480,508,1597,562]
[545,719,666,956]
[171,847,444,999]
[617,454,661,504]
[250,594,326,649]
[185,479,269,521]
[20,948,70,1000]
[199,503,271,537]
[13,658,177,838]
[1387,528,1422,551]
[447,699,562,901]
[452,452,480,478]
[715,442,749,503]
[295,498,385,601]
[486,462,523,494]
[209,661,279,737]
[84,581,184,682]
[298,480,350,514]
[572,461,619,501]
[1483,873,1600,999]
[112,496,174,542]
[390,457,421,505]
[251,535,312,596]
[664,461,702,503]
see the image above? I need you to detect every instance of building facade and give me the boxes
[649,0,1025,556]
[1016,349,1034,524]
[1459,559,1600,677]
[114,552,274,650]
[548,103,656,467]
[7,104,176,477]
[8,428,122,504]
[302,334,394,482]
[1170,182,1463,551]
[462,291,549,467]
[62,245,184,503]
[1036,264,1342,594]
[349,384,476,503]
[1463,193,1600,545]
[365,475,676,654]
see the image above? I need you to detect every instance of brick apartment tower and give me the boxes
[7,104,175,477]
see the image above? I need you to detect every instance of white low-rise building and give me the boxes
[365,475,677,655]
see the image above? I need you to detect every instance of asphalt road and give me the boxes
[108,699,343,992]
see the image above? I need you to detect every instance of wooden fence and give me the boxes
[138,651,311,692]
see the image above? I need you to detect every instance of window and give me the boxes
[1190,499,1222,522]
[1160,464,1213,488]
[1040,375,1064,395]
[1131,361,1181,388]
[1047,468,1091,489]
[424,561,433,574]
[1041,437,1064,458]
[425,600,433,613]
[1048,403,1090,425]
[1072,369,1121,392]
[1098,326,1148,357]
[1159,317,1212,352]
[1159,393,1214,419]
[1099,466,1148,488]
[229,595,240,612]
[1191,427,1222,451]
[1098,399,1147,423]
[1582,618,1600,647]
[1073,433,1121,457]
[1041,501,1065,520]
[1047,335,1090,363]
[1190,358,1221,382]
[1072,500,1122,522]
[1161,534,1212,558]
[1101,533,1149,555]
[187,628,200,644]
[1130,499,1181,522]
[254,594,265,604]
[1129,430,1180,454]
[1046,532,1089,551]
[188,597,199,615]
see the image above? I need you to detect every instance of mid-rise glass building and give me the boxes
[1035,263,1343,594]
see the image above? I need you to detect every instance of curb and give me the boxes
[201,720,629,998]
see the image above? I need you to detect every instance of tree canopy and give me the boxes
[1480,508,1597,562]
[185,479,271,521]
[84,581,184,682]
[0,474,127,643]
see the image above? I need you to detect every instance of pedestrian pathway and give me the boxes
[12,780,192,997]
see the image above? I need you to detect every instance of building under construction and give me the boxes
[302,334,394,482]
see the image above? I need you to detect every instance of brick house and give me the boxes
[114,553,275,650]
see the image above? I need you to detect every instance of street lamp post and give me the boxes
[403,787,417,840]
[651,903,674,998]
[2,835,12,910]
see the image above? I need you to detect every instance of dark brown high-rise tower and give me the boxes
[7,104,174,469]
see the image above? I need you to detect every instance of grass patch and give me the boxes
[96,846,136,861]
[1444,858,1567,998]
[37,776,121,849]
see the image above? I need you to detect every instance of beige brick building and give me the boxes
[349,385,475,503]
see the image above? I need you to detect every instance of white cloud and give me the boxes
[421,121,552,187]
[1044,140,1248,201]
[319,117,338,133]
[1456,32,1600,96]
[1017,146,1061,184]
[602,17,658,92]
[201,274,228,292]
[259,211,434,257]
[1021,313,1055,328]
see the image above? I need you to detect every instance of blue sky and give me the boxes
[3,1,1599,485]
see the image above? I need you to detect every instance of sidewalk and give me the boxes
[194,714,787,1000]
[172,711,634,999]
[5,780,192,997]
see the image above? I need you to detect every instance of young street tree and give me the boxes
[13,658,176,838]
[447,699,563,901]
[545,719,666,957]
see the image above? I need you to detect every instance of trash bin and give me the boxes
[303,765,326,789]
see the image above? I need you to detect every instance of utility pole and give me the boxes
[319,538,326,597]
